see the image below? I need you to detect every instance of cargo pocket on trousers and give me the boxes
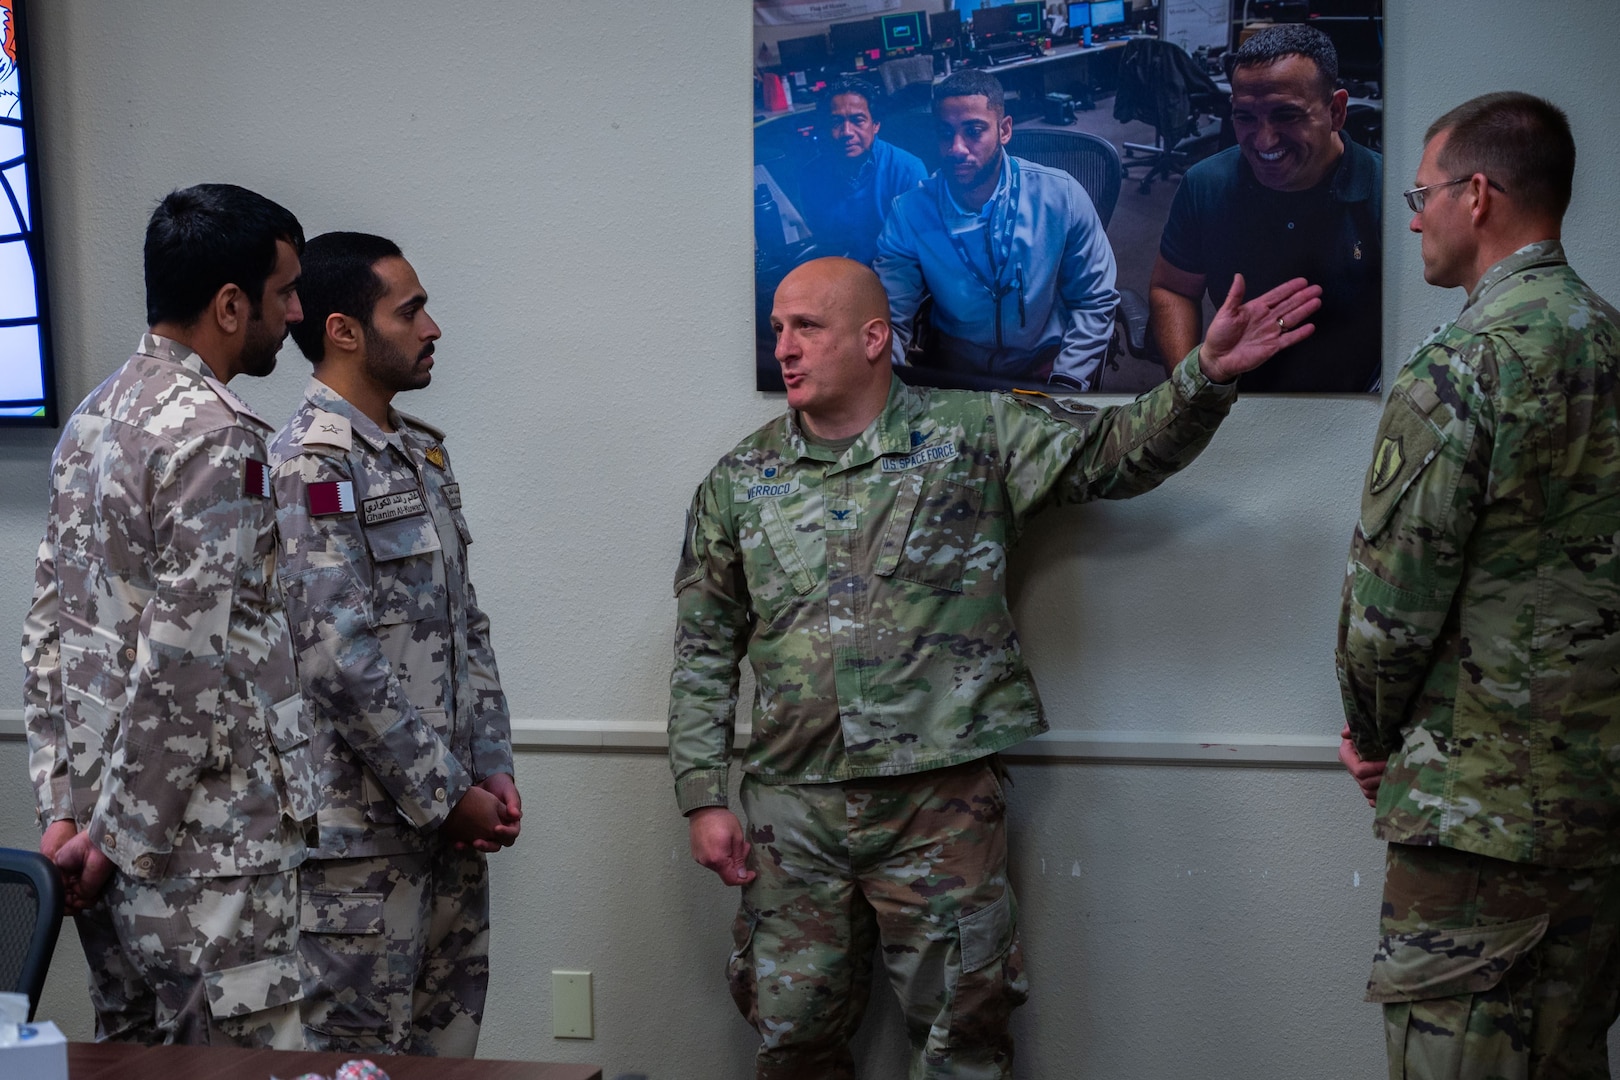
[948,890,1028,1048]
[727,905,762,1029]
[1367,914,1547,1080]
[299,889,389,1037]
[203,951,303,1045]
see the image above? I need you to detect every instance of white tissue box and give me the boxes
[2,1020,68,1080]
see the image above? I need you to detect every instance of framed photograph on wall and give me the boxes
[752,0,1383,396]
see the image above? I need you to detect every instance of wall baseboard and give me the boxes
[0,710,1341,768]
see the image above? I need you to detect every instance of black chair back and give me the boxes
[0,848,64,1021]
[1007,129,1123,229]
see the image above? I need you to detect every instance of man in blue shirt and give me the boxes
[874,69,1119,390]
[796,78,927,266]
[1151,25,1382,393]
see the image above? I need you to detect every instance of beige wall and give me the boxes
[2,1,1619,1076]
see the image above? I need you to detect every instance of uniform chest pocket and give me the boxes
[363,515,443,627]
[739,498,817,623]
[877,472,983,593]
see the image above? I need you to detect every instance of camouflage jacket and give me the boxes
[20,334,316,879]
[1337,241,1620,868]
[669,354,1236,812]
[269,378,512,859]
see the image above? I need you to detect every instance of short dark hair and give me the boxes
[144,184,304,327]
[1426,91,1576,220]
[933,69,1005,116]
[1230,24,1339,98]
[821,77,883,119]
[287,231,404,364]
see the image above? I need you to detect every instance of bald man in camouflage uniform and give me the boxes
[23,184,316,1046]
[269,232,519,1057]
[1338,93,1620,1078]
[671,256,1321,1079]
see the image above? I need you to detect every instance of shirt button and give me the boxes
[106,835,117,850]
[124,648,136,661]
[135,854,154,872]
[435,787,447,802]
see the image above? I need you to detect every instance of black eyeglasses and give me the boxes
[1403,176,1507,213]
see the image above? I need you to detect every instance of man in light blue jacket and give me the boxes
[875,69,1119,390]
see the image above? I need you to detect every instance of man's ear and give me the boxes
[998,112,1013,146]
[211,283,247,335]
[862,317,891,363]
[1329,88,1349,132]
[1467,173,1496,227]
[326,312,364,355]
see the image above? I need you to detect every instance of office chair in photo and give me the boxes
[1113,37,1227,194]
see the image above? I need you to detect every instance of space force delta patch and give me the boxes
[244,459,271,498]
[307,480,356,516]
[880,442,958,472]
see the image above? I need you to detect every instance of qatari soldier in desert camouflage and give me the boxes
[23,183,317,1046]
[268,232,519,1057]
[1337,93,1620,1079]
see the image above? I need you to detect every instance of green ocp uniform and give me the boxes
[671,355,1235,1079]
[1338,242,1620,1078]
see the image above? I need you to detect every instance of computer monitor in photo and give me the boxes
[1089,0,1127,29]
[1067,2,1093,29]
[829,16,883,60]
[880,10,927,53]
[1009,2,1045,34]
[778,33,830,73]
[930,8,963,45]
[972,5,1017,37]
[0,0,55,427]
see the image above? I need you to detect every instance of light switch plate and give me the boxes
[553,970,593,1039]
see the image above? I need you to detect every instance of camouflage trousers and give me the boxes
[1367,842,1620,1079]
[72,899,158,1041]
[730,758,1027,1080]
[297,841,489,1057]
[104,867,303,1048]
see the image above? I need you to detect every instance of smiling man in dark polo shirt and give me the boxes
[1150,24,1382,393]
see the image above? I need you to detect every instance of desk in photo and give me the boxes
[66,1042,604,1080]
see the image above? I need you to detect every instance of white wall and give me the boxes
[1,1,1618,1077]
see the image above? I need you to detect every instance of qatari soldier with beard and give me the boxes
[24,183,316,1046]
[268,232,520,1056]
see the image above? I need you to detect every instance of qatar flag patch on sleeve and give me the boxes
[244,459,272,498]
[307,480,357,516]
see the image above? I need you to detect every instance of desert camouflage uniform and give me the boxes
[671,353,1236,1078]
[269,377,513,1057]
[21,333,317,1047]
[23,538,156,1042]
[1337,241,1620,1077]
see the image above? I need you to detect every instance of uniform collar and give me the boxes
[303,376,402,453]
[782,373,915,468]
[1464,239,1567,311]
[137,332,213,379]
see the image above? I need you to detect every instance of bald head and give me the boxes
[778,257,892,328]
[770,257,895,440]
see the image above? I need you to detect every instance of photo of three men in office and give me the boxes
[753,10,1383,396]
